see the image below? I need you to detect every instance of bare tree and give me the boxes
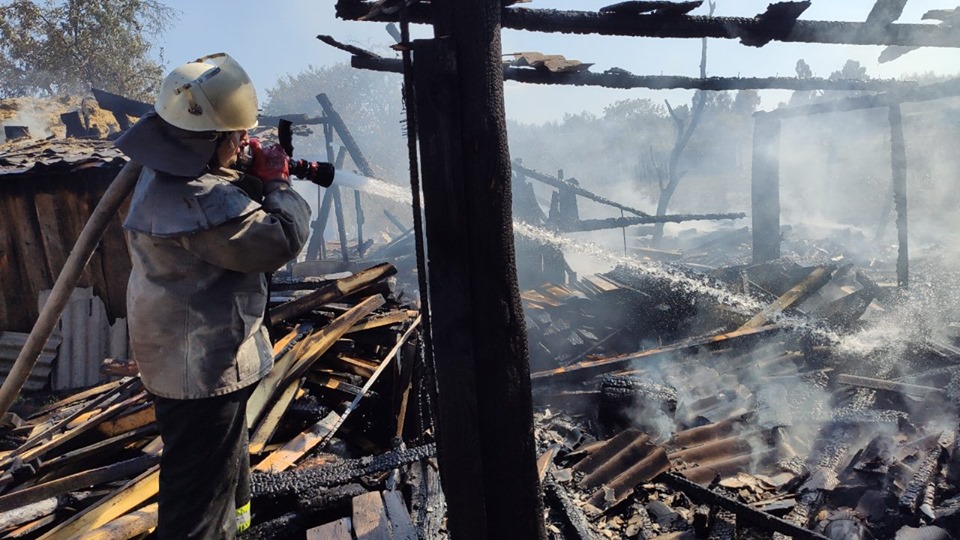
[649,0,716,247]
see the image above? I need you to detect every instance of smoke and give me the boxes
[0,97,65,143]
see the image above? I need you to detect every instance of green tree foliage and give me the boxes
[0,0,175,101]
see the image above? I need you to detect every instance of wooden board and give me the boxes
[248,379,302,455]
[351,491,390,540]
[253,410,341,473]
[382,491,417,540]
[306,517,352,540]
[37,466,159,540]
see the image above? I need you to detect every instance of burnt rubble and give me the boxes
[525,234,960,539]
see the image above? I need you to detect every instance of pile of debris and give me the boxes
[4,246,960,539]
[525,257,960,539]
[0,263,437,539]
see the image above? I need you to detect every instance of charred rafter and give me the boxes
[335,2,960,48]
[349,56,916,92]
[565,212,745,233]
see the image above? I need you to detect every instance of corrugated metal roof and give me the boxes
[0,331,61,391]
[0,138,126,176]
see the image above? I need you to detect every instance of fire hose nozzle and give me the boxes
[289,159,335,188]
[235,150,336,188]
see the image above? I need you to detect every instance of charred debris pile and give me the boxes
[2,242,960,539]
[526,245,960,539]
[0,263,440,539]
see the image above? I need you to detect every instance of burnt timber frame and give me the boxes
[751,78,960,281]
[335,1,960,536]
[406,4,545,539]
[339,3,960,48]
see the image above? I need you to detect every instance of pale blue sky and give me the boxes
[155,0,960,123]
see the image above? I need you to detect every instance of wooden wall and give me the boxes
[0,160,131,333]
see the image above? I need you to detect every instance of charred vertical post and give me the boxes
[332,187,349,262]
[751,112,781,263]
[889,104,908,288]
[316,93,377,179]
[411,2,545,536]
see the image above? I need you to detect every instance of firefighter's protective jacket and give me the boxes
[124,166,311,399]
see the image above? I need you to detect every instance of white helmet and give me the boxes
[155,53,258,132]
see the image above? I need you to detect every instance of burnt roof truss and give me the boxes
[337,1,960,48]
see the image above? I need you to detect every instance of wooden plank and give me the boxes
[0,454,159,513]
[331,354,379,376]
[39,425,156,474]
[737,266,832,330]
[346,310,416,334]
[36,466,160,540]
[96,403,155,438]
[352,491,390,540]
[27,379,126,420]
[254,410,341,473]
[306,517,353,540]
[268,263,395,325]
[32,191,68,285]
[73,502,157,540]
[246,324,314,427]
[382,490,417,540]
[2,191,51,330]
[16,391,146,466]
[248,379,302,455]
[6,379,134,463]
[0,498,58,533]
[1,513,56,538]
[531,324,785,382]
[281,295,385,388]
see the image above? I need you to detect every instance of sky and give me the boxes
[154,0,960,124]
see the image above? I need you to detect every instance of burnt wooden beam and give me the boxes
[316,93,377,179]
[738,265,834,329]
[865,0,909,29]
[267,263,396,324]
[764,78,960,119]
[511,161,650,216]
[411,17,545,540]
[336,2,960,47]
[751,112,781,263]
[531,323,785,383]
[566,212,745,232]
[890,104,908,289]
[0,454,158,513]
[836,373,942,397]
[658,472,830,539]
[353,56,917,92]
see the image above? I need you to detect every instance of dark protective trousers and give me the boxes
[152,387,253,540]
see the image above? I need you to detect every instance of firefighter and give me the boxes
[114,53,311,539]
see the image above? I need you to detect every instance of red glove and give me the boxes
[248,138,290,188]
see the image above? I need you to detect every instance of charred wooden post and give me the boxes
[410,3,545,536]
[332,187,350,262]
[889,104,908,288]
[751,112,781,263]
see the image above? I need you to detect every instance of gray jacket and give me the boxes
[124,167,311,399]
